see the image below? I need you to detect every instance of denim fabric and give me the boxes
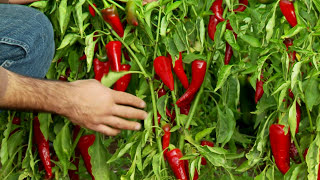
[0,4,54,78]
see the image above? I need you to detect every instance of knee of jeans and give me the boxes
[34,13,55,56]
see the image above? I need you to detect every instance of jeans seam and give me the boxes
[0,37,30,55]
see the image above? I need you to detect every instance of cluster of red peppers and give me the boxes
[207,0,248,65]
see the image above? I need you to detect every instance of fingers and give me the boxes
[102,116,141,131]
[112,105,148,120]
[112,91,146,109]
[93,124,121,136]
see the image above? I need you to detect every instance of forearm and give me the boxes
[0,67,71,114]
[0,0,39,4]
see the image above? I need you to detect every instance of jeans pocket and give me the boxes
[0,37,29,64]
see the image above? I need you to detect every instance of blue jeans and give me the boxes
[0,4,54,114]
[0,4,54,78]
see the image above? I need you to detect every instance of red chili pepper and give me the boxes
[89,3,97,17]
[283,38,296,62]
[255,74,264,104]
[34,116,52,179]
[200,140,214,165]
[224,42,233,65]
[180,104,191,115]
[105,41,122,72]
[288,89,294,99]
[77,134,96,180]
[184,160,199,180]
[269,124,290,174]
[210,0,225,22]
[169,52,189,89]
[154,56,175,91]
[289,142,300,164]
[113,64,132,92]
[126,0,139,26]
[101,6,124,37]
[162,124,171,159]
[68,125,81,180]
[9,117,21,137]
[93,58,110,82]
[279,0,297,27]
[166,148,188,180]
[176,60,207,107]
[208,15,220,41]
[295,102,301,133]
[157,88,167,97]
[79,54,87,61]
[233,0,248,12]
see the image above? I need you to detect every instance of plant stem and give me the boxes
[153,3,163,59]
[171,91,180,126]
[71,128,85,155]
[107,0,125,11]
[306,105,315,142]
[293,136,304,163]
[149,81,167,175]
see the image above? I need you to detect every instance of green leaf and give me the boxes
[239,34,261,48]
[306,134,320,180]
[53,122,71,176]
[29,1,48,9]
[107,142,135,163]
[183,53,206,64]
[288,100,297,139]
[85,32,96,73]
[216,107,235,145]
[0,114,13,165]
[173,32,187,52]
[224,30,240,51]
[68,50,80,73]
[75,0,86,38]
[165,1,182,14]
[291,62,302,90]
[101,71,134,88]
[303,77,320,111]
[57,33,79,50]
[89,133,111,179]
[38,113,50,140]
[195,127,215,144]
[157,95,167,121]
[199,17,205,49]
[160,17,168,37]
[58,0,67,34]
[152,153,161,179]
[266,3,277,42]
[7,131,23,158]
[281,24,306,39]
[215,65,233,92]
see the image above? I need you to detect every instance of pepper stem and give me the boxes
[107,0,125,11]
[171,90,180,126]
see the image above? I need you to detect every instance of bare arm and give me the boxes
[0,67,147,136]
[0,0,39,4]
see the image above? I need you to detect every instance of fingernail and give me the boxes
[141,101,146,108]
[135,123,141,130]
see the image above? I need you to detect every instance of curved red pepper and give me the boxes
[89,3,97,17]
[170,52,189,89]
[255,74,264,104]
[233,0,248,12]
[162,124,171,159]
[113,64,132,92]
[210,0,225,22]
[101,6,124,37]
[224,42,233,65]
[283,38,296,69]
[34,117,52,179]
[154,56,174,91]
[201,140,214,165]
[269,124,290,174]
[105,41,122,72]
[126,0,139,26]
[208,15,220,41]
[77,134,96,180]
[279,0,297,27]
[176,60,207,107]
[166,149,188,180]
[157,88,167,97]
[94,58,110,82]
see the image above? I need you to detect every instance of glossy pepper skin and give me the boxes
[113,64,132,92]
[105,41,122,72]
[279,0,297,27]
[255,74,264,104]
[210,0,224,22]
[176,60,207,107]
[126,0,138,26]
[162,124,171,158]
[34,116,52,179]
[101,6,124,37]
[233,0,248,12]
[170,52,189,89]
[154,56,175,91]
[89,3,97,17]
[208,15,220,41]
[224,43,233,65]
[77,134,96,180]
[166,149,188,180]
[93,58,110,82]
[269,124,291,174]
[201,141,214,165]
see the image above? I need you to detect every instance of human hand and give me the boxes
[63,79,148,136]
